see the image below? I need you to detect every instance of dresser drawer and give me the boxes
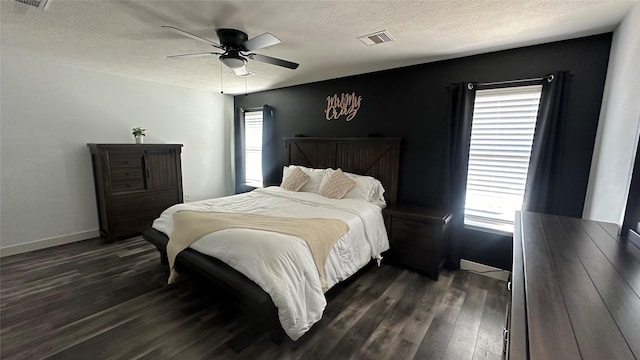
[390,217,436,236]
[390,228,435,251]
[110,168,146,192]
[109,190,179,236]
[110,168,144,180]
[112,206,167,233]
[109,153,144,169]
[111,190,178,215]
[391,232,435,268]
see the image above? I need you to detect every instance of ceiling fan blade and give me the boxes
[243,33,281,51]
[166,52,221,59]
[161,26,221,48]
[249,53,299,69]
[233,66,250,76]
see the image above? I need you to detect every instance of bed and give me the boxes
[142,137,401,342]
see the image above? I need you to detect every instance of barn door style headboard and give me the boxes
[283,137,401,203]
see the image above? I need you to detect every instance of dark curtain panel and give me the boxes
[446,82,476,270]
[262,105,275,185]
[234,107,247,193]
[523,71,570,214]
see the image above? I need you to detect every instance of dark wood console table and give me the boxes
[508,211,640,359]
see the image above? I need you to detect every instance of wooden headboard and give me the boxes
[283,137,401,203]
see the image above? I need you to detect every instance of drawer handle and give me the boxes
[503,328,509,353]
[146,168,150,178]
[507,281,512,291]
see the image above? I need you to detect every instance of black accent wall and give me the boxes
[234,33,612,269]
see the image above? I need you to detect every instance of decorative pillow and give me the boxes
[320,169,355,199]
[280,166,310,191]
[320,169,387,207]
[282,165,326,193]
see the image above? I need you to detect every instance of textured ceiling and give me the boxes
[1,0,637,94]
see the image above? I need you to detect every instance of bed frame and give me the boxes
[143,137,401,343]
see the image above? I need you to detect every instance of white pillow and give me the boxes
[282,165,326,193]
[366,178,387,208]
[320,169,387,207]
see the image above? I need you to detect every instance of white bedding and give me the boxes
[152,186,389,340]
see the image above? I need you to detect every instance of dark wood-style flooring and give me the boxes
[0,236,507,360]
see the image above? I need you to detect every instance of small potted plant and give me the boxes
[132,127,146,144]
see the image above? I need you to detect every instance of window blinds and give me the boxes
[244,110,263,187]
[464,85,543,233]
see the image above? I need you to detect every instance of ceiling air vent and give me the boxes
[357,30,395,46]
[15,0,50,9]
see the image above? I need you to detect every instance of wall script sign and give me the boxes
[325,92,362,121]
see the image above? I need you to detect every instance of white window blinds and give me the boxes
[464,84,543,233]
[243,110,263,188]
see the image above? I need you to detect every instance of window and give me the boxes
[243,109,263,188]
[464,85,543,233]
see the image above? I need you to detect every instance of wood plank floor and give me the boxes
[0,236,507,360]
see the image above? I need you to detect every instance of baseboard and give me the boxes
[0,229,100,257]
[460,259,510,282]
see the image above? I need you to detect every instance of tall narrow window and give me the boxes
[243,109,263,188]
[464,85,543,233]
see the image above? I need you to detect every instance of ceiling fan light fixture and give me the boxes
[219,54,247,69]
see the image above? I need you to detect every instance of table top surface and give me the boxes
[513,211,640,360]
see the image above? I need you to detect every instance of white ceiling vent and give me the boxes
[357,30,395,46]
[15,0,50,10]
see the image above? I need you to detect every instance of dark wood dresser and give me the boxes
[383,203,452,280]
[508,211,640,359]
[88,144,183,243]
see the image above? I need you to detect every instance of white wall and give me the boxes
[0,50,234,252]
[583,3,640,225]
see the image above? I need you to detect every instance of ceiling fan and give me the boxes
[162,26,299,76]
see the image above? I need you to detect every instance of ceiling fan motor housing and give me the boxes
[216,28,249,50]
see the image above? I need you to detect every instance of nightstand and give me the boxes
[383,203,452,280]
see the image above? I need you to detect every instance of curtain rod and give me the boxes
[468,74,554,90]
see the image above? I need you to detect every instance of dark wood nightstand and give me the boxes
[383,203,452,280]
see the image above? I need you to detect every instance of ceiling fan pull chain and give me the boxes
[220,62,224,94]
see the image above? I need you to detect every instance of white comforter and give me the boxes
[152,186,389,340]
